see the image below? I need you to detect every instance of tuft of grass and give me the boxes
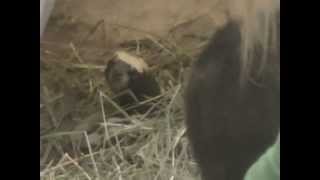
[40,83,200,179]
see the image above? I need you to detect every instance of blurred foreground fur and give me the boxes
[185,0,280,179]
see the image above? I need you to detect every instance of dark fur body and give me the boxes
[185,21,280,180]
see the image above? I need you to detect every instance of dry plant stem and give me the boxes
[100,92,140,125]
[65,154,92,180]
[83,131,101,179]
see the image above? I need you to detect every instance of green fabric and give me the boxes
[244,135,280,180]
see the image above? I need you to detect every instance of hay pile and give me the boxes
[40,12,218,180]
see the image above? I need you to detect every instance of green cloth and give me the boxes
[244,135,280,180]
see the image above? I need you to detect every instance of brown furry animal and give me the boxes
[105,54,160,114]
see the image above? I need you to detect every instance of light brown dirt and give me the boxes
[42,0,227,46]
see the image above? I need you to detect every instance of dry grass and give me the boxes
[40,64,199,179]
[40,9,218,179]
